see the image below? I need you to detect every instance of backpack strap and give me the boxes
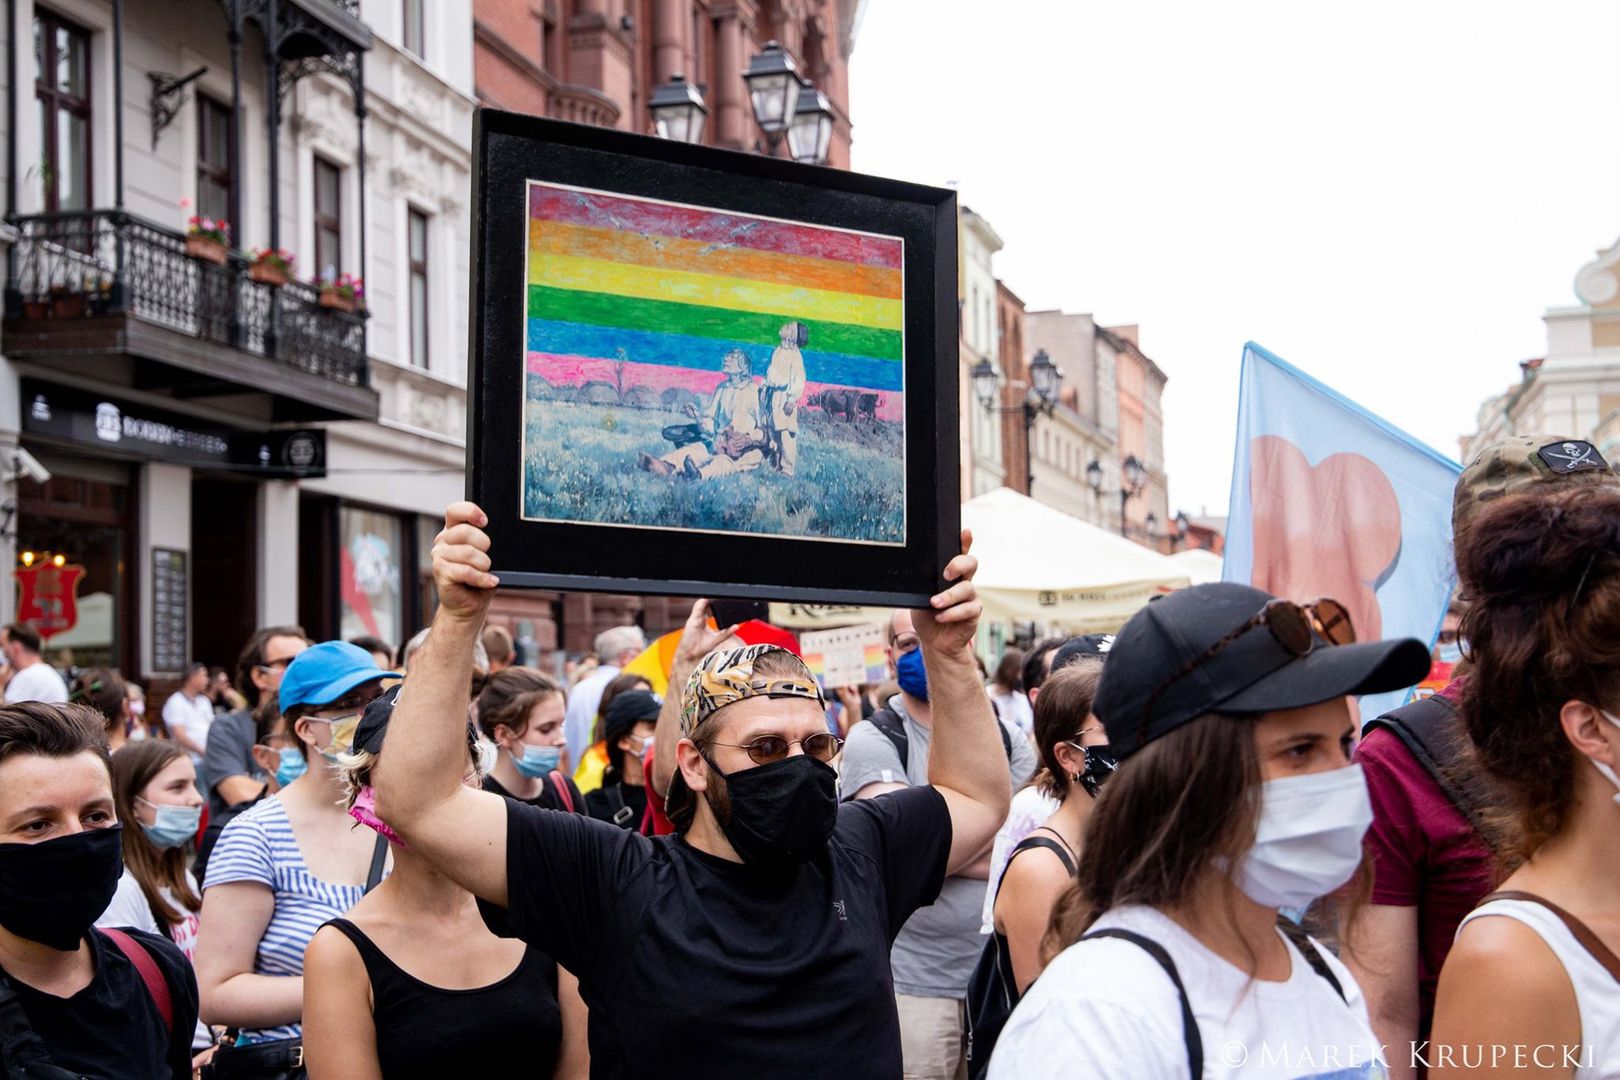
[548,770,576,814]
[99,928,174,1037]
[870,706,1013,772]
[1275,920,1347,1003]
[869,708,909,767]
[606,783,634,826]
[1481,890,1620,984]
[1364,693,1491,840]
[1079,929,1202,1079]
[363,832,389,894]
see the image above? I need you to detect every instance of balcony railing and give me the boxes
[3,210,368,389]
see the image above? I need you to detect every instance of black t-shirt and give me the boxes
[1,927,199,1079]
[582,780,648,829]
[483,772,583,813]
[498,785,952,1079]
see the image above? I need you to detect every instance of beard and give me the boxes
[700,763,732,827]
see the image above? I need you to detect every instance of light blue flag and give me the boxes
[1223,343,1462,722]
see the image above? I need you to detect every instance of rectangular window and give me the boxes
[314,157,343,280]
[196,96,233,225]
[339,506,403,646]
[402,0,425,57]
[34,12,91,213]
[408,209,429,367]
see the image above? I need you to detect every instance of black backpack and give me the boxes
[867,706,1012,768]
[965,835,1075,1079]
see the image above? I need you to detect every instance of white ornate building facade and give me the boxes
[0,0,478,678]
[1465,236,1620,469]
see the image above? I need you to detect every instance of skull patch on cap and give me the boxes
[1536,440,1607,475]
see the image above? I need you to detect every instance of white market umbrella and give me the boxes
[962,487,1192,633]
[1170,547,1225,585]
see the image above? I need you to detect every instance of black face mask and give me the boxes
[705,754,838,870]
[1078,744,1120,799]
[0,826,124,951]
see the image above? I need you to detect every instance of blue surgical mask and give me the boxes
[276,747,308,786]
[1437,641,1463,665]
[895,648,929,702]
[137,799,202,850]
[512,744,563,778]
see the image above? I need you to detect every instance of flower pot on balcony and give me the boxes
[50,292,86,318]
[249,261,290,287]
[319,287,358,313]
[21,300,49,320]
[185,235,229,265]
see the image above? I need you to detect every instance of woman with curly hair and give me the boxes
[1431,487,1620,1079]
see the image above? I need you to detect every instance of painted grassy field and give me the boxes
[522,399,905,543]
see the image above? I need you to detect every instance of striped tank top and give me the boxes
[203,796,368,1043]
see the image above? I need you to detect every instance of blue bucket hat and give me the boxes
[279,640,399,713]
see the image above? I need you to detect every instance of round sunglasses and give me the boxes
[709,731,844,765]
[1143,597,1356,722]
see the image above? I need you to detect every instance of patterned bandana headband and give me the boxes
[680,643,825,737]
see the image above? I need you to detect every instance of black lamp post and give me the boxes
[742,41,801,155]
[972,349,1063,493]
[648,74,707,144]
[1120,453,1146,537]
[786,82,835,165]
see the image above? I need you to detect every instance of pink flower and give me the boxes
[179,196,192,210]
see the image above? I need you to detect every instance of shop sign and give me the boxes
[21,381,327,479]
[14,563,85,640]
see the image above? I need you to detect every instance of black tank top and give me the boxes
[324,918,563,1078]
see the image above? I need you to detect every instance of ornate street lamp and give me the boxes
[970,358,999,409]
[1085,458,1104,493]
[787,82,835,165]
[974,351,1064,493]
[1120,453,1147,537]
[649,74,707,144]
[1028,349,1060,406]
[742,41,801,153]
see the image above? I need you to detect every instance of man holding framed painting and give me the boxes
[371,501,1012,1079]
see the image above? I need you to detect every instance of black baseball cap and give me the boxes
[602,689,661,747]
[1050,634,1114,673]
[354,683,478,756]
[1093,583,1431,760]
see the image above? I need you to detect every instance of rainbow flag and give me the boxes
[525,181,906,420]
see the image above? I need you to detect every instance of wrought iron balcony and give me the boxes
[3,210,377,422]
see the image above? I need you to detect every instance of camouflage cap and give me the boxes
[1453,434,1617,536]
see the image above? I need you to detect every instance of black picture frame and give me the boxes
[467,109,960,607]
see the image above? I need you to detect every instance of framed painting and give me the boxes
[468,110,960,607]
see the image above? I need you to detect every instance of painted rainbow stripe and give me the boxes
[525,182,904,398]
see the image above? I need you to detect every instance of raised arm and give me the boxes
[915,530,1011,874]
[649,599,737,797]
[371,502,510,904]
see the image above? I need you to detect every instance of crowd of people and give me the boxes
[0,430,1615,1078]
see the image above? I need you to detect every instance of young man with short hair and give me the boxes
[0,622,68,705]
[198,626,309,818]
[376,503,1011,1078]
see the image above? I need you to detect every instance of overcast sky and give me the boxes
[848,0,1620,515]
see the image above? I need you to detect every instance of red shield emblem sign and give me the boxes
[14,564,85,640]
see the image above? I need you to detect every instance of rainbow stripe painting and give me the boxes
[522,180,907,545]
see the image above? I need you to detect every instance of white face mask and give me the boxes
[1591,711,1620,807]
[1230,764,1373,911]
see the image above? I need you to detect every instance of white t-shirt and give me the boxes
[162,691,214,765]
[3,661,68,705]
[989,688,1035,735]
[97,869,210,1050]
[990,904,1386,1080]
[981,785,1061,933]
